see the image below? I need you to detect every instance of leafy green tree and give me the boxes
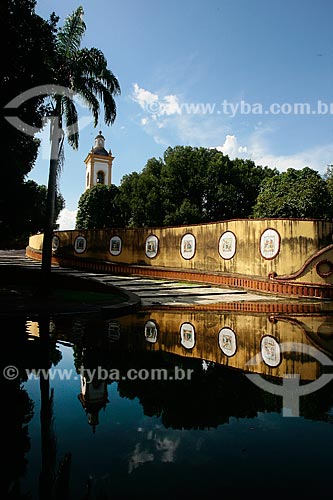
[2,181,64,248]
[324,165,333,217]
[161,146,208,224]
[41,6,120,281]
[252,167,331,219]
[118,158,165,227]
[24,182,65,234]
[115,146,276,227]
[0,0,58,247]
[76,185,124,229]
[77,156,333,229]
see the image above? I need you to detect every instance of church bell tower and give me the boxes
[84,131,114,190]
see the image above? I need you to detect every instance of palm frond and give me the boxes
[57,138,65,187]
[57,6,86,57]
[72,78,100,126]
[76,48,121,95]
[62,95,79,149]
[53,7,120,145]
[101,90,117,124]
[75,78,116,124]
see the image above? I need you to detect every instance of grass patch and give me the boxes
[0,266,130,310]
[52,287,126,304]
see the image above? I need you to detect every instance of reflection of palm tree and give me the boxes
[38,317,56,499]
[38,317,72,500]
[39,378,56,499]
[55,453,72,500]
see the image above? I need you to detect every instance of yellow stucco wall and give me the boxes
[32,218,333,285]
[29,233,44,251]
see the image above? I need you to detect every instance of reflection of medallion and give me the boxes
[180,234,196,260]
[109,236,122,256]
[145,235,159,259]
[144,320,158,343]
[317,319,333,340]
[107,320,121,342]
[218,231,236,260]
[260,229,280,259]
[180,322,196,349]
[218,327,237,356]
[74,236,87,254]
[260,335,281,367]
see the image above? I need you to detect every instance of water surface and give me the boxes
[4,306,333,499]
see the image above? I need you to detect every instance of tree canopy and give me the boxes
[252,167,332,219]
[76,146,278,228]
[77,148,333,229]
[76,185,124,229]
[1,2,120,252]
[117,146,278,227]
[1,0,58,247]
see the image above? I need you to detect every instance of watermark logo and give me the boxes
[144,99,333,118]
[2,365,194,383]
[4,84,94,159]
[246,342,333,417]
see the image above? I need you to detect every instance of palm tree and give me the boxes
[41,5,120,284]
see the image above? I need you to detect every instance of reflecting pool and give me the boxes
[3,305,333,499]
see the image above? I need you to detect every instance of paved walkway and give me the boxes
[0,250,290,307]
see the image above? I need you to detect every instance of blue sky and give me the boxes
[29,0,333,228]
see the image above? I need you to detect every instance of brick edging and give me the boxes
[26,247,333,300]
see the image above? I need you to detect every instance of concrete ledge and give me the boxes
[26,247,333,300]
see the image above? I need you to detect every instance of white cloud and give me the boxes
[131,83,181,118]
[161,94,181,115]
[212,135,247,157]
[153,135,169,146]
[212,133,333,174]
[131,83,231,148]
[247,131,333,173]
[56,208,77,230]
[132,83,158,109]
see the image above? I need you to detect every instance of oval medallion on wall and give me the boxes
[260,228,280,259]
[180,233,196,260]
[52,235,60,252]
[74,236,87,254]
[218,231,236,260]
[109,235,122,256]
[145,234,159,259]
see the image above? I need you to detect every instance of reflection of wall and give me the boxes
[27,219,333,297]
[117,311,331,381]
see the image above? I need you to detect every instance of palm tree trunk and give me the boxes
[41,117,62,290]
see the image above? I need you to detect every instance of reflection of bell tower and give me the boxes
[78,376,109,432]
[84,131,114,190]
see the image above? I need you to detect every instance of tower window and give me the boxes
[96,171,105,184]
